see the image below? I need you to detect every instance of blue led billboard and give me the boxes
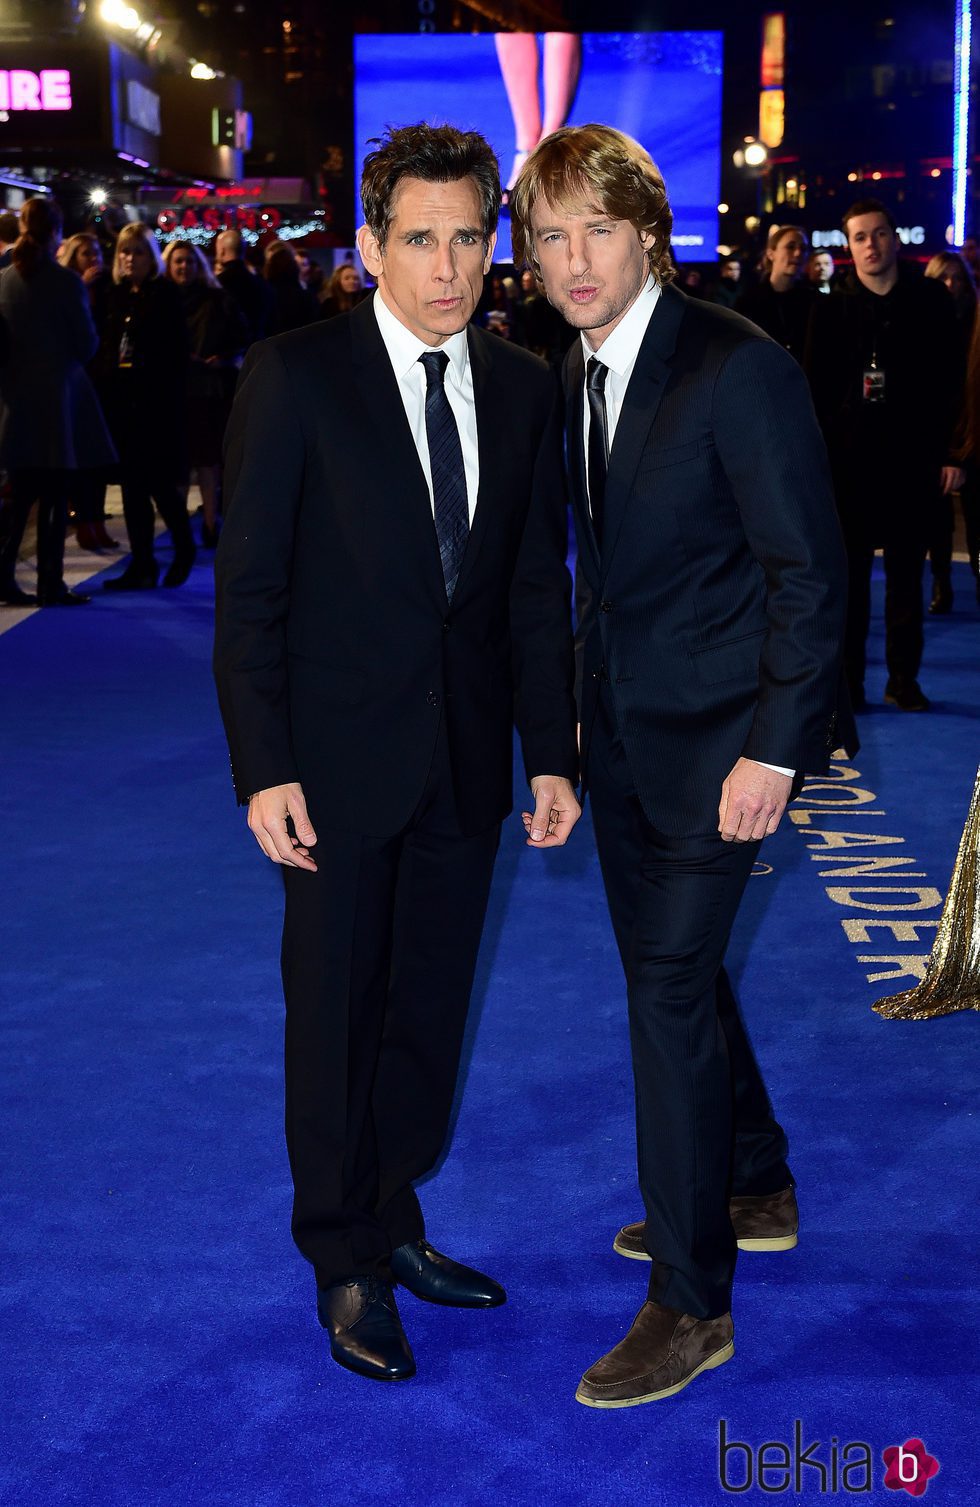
[354,32,722,264]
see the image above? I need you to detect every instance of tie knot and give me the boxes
[586,357,607,393]
[419,350,450,386]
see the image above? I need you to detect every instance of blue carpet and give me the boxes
[1,552,978,1505]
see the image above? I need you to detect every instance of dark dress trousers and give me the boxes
[214,297,578,1285]
[566,283,849,1318]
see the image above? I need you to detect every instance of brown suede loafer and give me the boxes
[614,1186,799,1259]
[576,1301,734,1408]
[729,1187,799,1250]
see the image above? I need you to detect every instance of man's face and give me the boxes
[529,191,654,348]
[356,175,494,346]
[722,259,740,283]
[808,251,834,285]
[214,233,237,265]
[846,212,898,285]
[770,231,806,281]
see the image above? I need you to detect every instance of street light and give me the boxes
[744,141,768,169]
[100,0,141,31]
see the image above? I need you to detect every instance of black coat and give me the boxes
[215,258,273,347]
[96,275,190,475]
[214,296,578,836]
[804,264,963,483]
[567,284,851,838]
[736,279,814,362]
[0,258,116,470]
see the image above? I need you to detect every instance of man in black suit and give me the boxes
[511,125,850,1407]
[214,124,580,1383]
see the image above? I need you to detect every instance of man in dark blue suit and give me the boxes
[512,125,851,1408]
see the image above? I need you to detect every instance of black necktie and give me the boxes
[586,357,609,547]
[419,350,469,600]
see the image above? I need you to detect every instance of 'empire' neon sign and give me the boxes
[0,70,72,112]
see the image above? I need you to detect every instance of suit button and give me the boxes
[600,600,613,612]
[442,619,451,632]
[427,691,440,706]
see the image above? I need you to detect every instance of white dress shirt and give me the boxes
[581,277,794,781]
[373,288,479,524]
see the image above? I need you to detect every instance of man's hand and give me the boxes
[718,758,792,844]
[521,775,581,848]
[248,782,318,870]
[940,465,966,496]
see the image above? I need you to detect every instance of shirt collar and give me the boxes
[581,275,661,377]
[372,287,470,382]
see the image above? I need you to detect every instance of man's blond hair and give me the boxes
[510,123,675,287]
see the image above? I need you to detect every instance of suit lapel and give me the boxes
[349,298,447,604]
[599,282,685,574]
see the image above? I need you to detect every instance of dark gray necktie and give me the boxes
[419,350,469,600]
[586,357,610,547]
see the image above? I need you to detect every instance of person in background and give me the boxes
[97,223,195,592]
[924,250,978,612]
[318,263,363,320]
[807,249,837,294]
[961,235,980,284]
[57,231,118,553]
[214,228,272,348]
[263,241,319,335]
[163,240,247,549]
[708,255,741,308]
[294,249,324,301]
[0,210,19,269]
[515,262,573,369]
[805,199,964,710]
[736,225,813,362]
[953,309,980,604]
[0,197,117,606]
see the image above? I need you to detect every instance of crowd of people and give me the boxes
[0,204,366,606]
[0,192,975,717]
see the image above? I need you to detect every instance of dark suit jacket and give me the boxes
[567,282,851,838]
[214,296,578,838]
[0,259,116,471]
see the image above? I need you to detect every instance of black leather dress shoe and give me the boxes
[103,564,159,592]
[37,587,91,607]
[163,550,196,588]
[316,1277,415,1381]
[929,580,953,614]
[390,1239,506,1308]
[0,585,37,607]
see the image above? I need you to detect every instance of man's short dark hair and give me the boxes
[360,123,500,250]
[842,198,897,237]
[0,210,19,246]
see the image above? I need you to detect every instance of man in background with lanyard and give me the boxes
[806,198,964,712]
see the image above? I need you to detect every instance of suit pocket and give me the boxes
[637,440,701,475]
[689,629,766,686]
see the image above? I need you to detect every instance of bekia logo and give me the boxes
[718,1422,941,1495]
[882,1439,940,1497]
